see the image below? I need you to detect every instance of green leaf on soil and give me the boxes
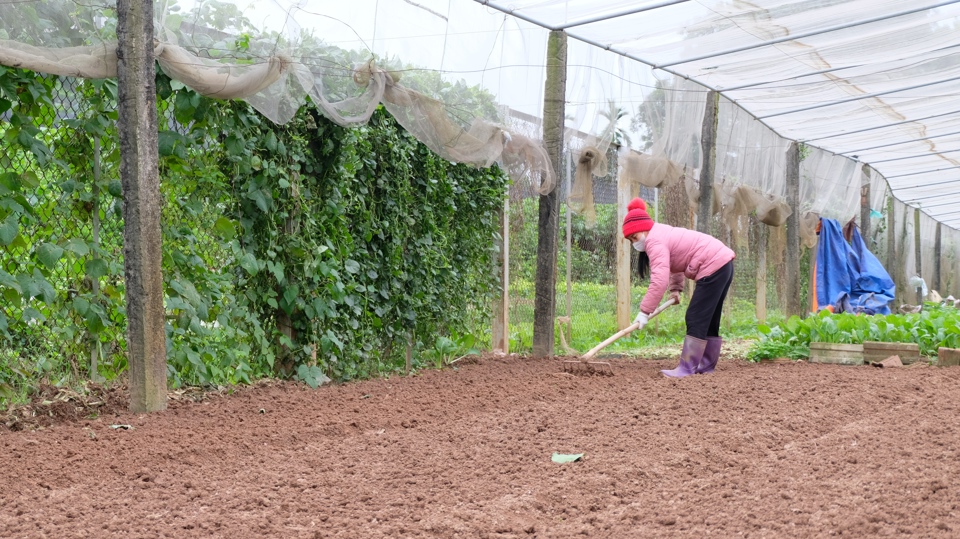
[551,452,584,463]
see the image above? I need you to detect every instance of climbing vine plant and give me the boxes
[0,65,508,402]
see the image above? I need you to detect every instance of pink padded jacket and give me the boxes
[639,222,736,315]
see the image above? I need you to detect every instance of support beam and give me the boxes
[533,30,566,357]
[840,128,960,155]
[903,192,960,204]
[720,64,862,92]
[117,0,167,413]
[885,164,960,179]
[785,142,802,318]
[902,198,960,210]
[655,1,960,70]
[870,148,960,163]
[760,73,960,120]
[803,109,960,144]
[697,90,719,234]
[560,0,690,29]
[893,178,960,191]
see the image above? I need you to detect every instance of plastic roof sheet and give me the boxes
[476,0,960,227]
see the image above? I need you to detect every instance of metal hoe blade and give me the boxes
[562,359,613,376]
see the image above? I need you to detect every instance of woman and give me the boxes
[622,198,735,378]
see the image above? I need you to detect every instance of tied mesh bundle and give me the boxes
[568,146,608,228]
[684,175,721,215]
[377,66,555,194]
[755,192,792,227]
[621,152,683,189]
[800,212,821,248]
[716,176,793,228]
[501,132,555,195]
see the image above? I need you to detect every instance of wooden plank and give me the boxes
[863,341,920,365]
[938,347,960,367]
[809,342,863,365]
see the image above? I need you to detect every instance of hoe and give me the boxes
[562,297,677,376]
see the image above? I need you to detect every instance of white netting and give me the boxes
[0,0,557,193]
[3,0,960,314]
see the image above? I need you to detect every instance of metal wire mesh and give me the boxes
[0,73,231,383]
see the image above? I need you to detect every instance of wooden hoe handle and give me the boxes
[580,298,677,360]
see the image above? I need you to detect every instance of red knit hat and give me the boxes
[622,198,654,238]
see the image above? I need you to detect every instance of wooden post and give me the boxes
[723,221,734,328]
[405,336,412,375]
[697,90,719,234]
[492,198,509,353]
[915,208,923,304]
[934,221,942,294]
[887,196,896,299]
[809,228,820,314]
[785,142,802,318]
[89,134,104,383]
[616,152,632,330]
[118,0,167,412]
[565,151,572,332]
[860,165,871,243]
[533,30,566,357]
[756,222,767,323]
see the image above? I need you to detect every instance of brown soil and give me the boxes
[3,353,960,538]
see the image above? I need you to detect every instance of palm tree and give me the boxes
[599,99,631,149]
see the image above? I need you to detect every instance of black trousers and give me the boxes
[685,260,734,339]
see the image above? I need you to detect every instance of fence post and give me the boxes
[755,222,767,323]
[887,196,896,300]
[564,151,572,332]
[860,164,871,242]
[533,30,566,357]
[915,208,922,304]
[697,90,718,235]
[934,221,942,294]
[89,134,104,383]
[118,0,167,412]
[492,197,509,353]
[785,142,801,318]
[616,151,632,330]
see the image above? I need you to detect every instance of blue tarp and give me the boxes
[815,218,895,315]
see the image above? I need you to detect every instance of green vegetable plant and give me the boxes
[748,304,960,361]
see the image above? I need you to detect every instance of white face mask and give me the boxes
[632,236,646,252]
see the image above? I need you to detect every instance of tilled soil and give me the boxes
[3,354,960,538]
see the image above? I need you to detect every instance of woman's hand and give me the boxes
[668,290,682,305]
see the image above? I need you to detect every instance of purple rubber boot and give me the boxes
[662,335,707,378]
[696,337,722,374]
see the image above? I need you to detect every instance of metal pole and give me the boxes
[565,151,572,322]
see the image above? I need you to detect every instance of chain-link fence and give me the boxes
[0,73,230,386]
[504,143,960,355]
[505,148,815,354]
